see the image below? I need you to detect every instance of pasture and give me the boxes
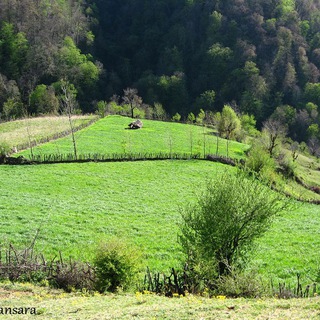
[0,158,319,285]
[0,115,97,151]
[0,115,319,286]
[16,115,249,159]
[0,160,230,270]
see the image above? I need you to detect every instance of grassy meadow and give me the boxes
[0,282,319,319]
[0,115,97,151]
[0,160,230,270]
[1,159,320,284]
[0,115,320,318]
[0,115,319,279]
[16,115,249,159]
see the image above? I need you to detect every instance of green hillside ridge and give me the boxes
[16,115,248,159]
[10,114,320,202]
[0,115,319,287]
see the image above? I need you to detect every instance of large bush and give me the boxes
[245,144,277,183]
[93,238,142,293]
[179,170,290,281]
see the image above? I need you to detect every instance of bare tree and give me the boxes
[288,140,300,162]
[122,88,142,119]
[60,80,78,159]
[262,119,288,157]
[308,137,320,157]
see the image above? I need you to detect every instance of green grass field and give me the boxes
[0,115,319,280]
[0,159,319,286]
[0,160,229,270]
[17,115,249,159]
[1,115,320,318]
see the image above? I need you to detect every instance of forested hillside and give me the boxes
[2,0,320,142]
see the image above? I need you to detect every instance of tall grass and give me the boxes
[0,115,97,152]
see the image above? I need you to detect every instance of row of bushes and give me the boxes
[0,238,140,293]
[2,239,317,299]
[25,152,201,164]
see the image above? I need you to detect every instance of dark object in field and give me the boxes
[128,119,143,129]
[206,154,236,166]
[0,155,29,165]
[310,185,320,194]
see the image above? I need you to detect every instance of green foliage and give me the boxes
[106,101,123,115]
[307,123,319,139]
[0,22,28,79]
[133,107,145,119]
[195,90,216,111]
[216,105,241,139]
[57,36,100,88]
[187,112,195,123]
[270,105,296,127]
[304,83,320,107]
[93,238,142,293]
[96,100,108,117]
[157,73,188,114]
[152,102,167,120]
[196,109,205,125]
[0,141,10,157]
[2,97,24,120]
[171,112,181,122]
[179,170,288,278]
[29,85,59,115]
[245,144,276,176]
[240,114,259,137]
[277,0,295,15]
[213,268,265,298]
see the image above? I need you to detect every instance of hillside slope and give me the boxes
[17,115,249,159]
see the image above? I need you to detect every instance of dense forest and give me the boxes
[2,0,320,143]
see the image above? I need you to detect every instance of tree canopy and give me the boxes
[2,0,320,143]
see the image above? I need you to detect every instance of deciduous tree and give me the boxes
[122,88,143,119]
[262,118,288,157]
[179,170,289,278]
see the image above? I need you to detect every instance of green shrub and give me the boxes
[93,238,142,293]
[179,170,289,279]
[2,98,24,120]
[187,112,195,123]
[107,101,123,115]
[0,142,10,157]
[133,107,145,119]
[172,112,181,122]
[213,268,266,298]
[245,144,276,175]
[96,100,108,117]
[278,156,297,179]
[153,102,167,120]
